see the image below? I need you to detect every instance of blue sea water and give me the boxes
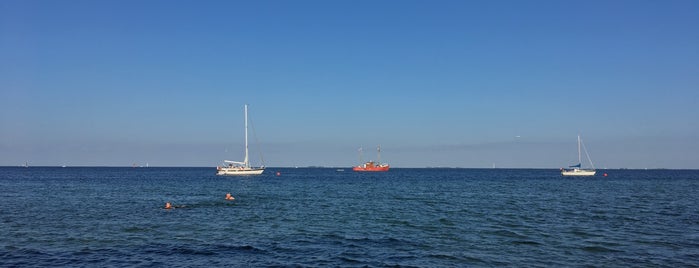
[1,167,698,267]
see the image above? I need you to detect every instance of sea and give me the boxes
[1,167,698,267]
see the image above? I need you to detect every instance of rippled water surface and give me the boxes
[1,167,698,267]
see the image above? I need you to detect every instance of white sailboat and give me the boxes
[216,104,265,176]
[561,135,596,176]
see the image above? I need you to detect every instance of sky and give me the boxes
[1,0,698,168]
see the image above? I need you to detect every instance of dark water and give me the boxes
[1,167,698,267]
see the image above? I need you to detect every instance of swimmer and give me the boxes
[225,193,235,200]
[164,202,186,209]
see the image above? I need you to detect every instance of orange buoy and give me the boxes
[276,171,281,176]
[603,173,608,177]
[225,193,235,200]
[165,202,172,209]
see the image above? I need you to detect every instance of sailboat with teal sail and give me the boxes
[561,135,596,176]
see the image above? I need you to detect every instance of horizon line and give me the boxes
[2,165,695,171]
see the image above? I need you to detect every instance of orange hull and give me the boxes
[353,166,389,172]
[352,161,389,172]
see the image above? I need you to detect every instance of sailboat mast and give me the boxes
[377,145,381,164]
[577,135,582,165]
[244,104,249,168]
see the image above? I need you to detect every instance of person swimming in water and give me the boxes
[164,202,186,209]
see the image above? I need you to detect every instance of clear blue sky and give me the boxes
[1,0,698,168]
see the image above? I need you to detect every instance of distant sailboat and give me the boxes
[561,135,596,176]
[353,146,390,172]
[216,104,265,176]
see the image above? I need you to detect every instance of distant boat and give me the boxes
[561,135,596,176]
[353,146,389,172]
[216,104,265,176]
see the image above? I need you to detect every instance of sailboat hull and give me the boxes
[561,169,596,176]
[217,167,264,176]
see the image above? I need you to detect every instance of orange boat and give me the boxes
[353,161,390,172]
[353,146,390,172]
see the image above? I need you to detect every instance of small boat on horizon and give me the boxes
[216,104,265,176]
[353,146,389,172]
[561,135,596,176]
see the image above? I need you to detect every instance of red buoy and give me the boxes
[276,172,281,176]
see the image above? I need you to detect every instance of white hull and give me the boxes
[216,167,264,176]
[561,169,596,176]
